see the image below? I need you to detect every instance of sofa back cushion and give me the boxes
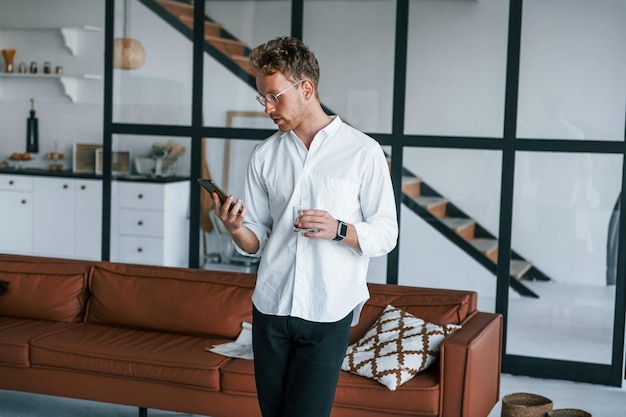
[0,255,92,322]
[86,262,256,338]
[349,283,476,344]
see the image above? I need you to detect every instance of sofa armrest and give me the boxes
[439,311,503,417]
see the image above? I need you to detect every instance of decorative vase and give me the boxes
[1,49,16,73]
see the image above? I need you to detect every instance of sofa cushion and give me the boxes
[30,323,233,391]
[0,317,81,367]
[335,366,441,416]
[342,304,461,391]
[220,356,442,416]
[0,259,91,322]
[86,262,255,338]
[220,358,257,396]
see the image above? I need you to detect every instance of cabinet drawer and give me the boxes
[118,236,164,265]
[0,175,33,191]
[118,182,164,210]
[0,190,33,254]
[118,209,164,238]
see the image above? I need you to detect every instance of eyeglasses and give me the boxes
[256,80,304,107]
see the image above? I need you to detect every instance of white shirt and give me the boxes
[236,116,398,325]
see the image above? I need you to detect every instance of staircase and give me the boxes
[144,0,550,297]
[401,169,550,298]
[149,0,256,77]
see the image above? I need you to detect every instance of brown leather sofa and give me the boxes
[0,253,502,417]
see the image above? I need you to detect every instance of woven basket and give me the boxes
[547,409,592,417]
[501,392,553,417]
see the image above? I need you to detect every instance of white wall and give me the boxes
[0,0,104,167]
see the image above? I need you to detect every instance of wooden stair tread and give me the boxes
[510,259,532,280]
[402,176,421,198]
[441,217,474,230]
[205,35,246,47]
[231,55,256,76]
[470,238,497,252]
[179,15,223,37]
[470,237,499,262]
[441,217,476,240]
[205,35,246,57]
[157,0,194,18]
[414,196,447,207]
[414,196,447,218]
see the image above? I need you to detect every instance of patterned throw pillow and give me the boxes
[342,304,461,391]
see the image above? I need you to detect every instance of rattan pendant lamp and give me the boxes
[113,0,145,69]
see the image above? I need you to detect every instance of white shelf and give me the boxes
[0,73,102,102]
[0,25,102,55]
[0,24,102,102]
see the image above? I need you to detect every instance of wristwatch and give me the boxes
[333,220,348,241]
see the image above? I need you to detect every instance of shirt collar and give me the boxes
[280,115,342,141]
[323,115,342,136]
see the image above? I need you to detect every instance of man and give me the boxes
[211,36,398,417]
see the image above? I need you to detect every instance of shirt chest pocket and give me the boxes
[317,177,361,220]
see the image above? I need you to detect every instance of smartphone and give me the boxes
[197,178,242,215]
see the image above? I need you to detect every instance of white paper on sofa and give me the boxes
[208,321,253,360]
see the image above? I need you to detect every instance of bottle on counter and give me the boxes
[26,99,39,153]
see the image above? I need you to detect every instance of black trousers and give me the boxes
[252,305,353,417]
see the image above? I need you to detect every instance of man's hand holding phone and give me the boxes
[198,179,244,229]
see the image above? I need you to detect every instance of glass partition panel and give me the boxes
[399,147,502,312]
[517,0,626,141]
[303,0,396,134]
[508,151,622,363]
[200,137,262,272]
[109,134,191,268]
[405,0,509,138]
[203,0,291,127]
[113,0,193,125]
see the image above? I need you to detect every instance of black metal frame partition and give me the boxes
[100,0,626,386]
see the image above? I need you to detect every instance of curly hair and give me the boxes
[249,37,320,92]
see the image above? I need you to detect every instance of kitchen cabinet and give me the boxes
[74,179,102,260]
[111,180,190,267]
[32,177,102,260]
[0,174,33,254]
[32,177,75,257]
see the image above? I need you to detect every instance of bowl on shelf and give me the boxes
[134,157,178,177]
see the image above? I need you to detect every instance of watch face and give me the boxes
[334,220,348,241]
[338,221,348,238]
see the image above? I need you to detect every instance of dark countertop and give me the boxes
[0,167,190,183]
